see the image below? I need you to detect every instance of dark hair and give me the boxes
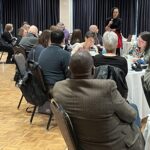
[51,29,64,44]
[70,51,94,78]
[70,29,83,45]
[49,25,59,31]
[111,7,119,18]
[85,31,95,39]
[140,31,150,52]
[38,30,51,48]
[139,32,150,64]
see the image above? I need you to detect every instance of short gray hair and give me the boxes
[103,31,118,51]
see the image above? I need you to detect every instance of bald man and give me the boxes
[53,51,144,150]
[89,24,103,46]
[19,25,38,52]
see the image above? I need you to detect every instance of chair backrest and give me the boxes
[27,60,47,92]
[94,65,128,99]
[141,75,150,108]
[13,45,26,58]
[143,115,150,150]
[50,99,79,150]
[19,61,49,106]
[13,53,26,77]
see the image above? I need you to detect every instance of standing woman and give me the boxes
[105,7,122,56]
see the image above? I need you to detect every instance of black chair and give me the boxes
[50,99,79,150]
[141,75,150,108]
[94,65,128,99]
[14,55,53,129]
[0,51,4,61]
[13,53,26,109]
[13,45,26,58]
[27,60,53,130]
[0,38,14,63]
[21,60,53,129]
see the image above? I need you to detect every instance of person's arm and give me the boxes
[105,18,113,31]
[110,80,136,123]
[71,43,82,56]
[93,45,99,53]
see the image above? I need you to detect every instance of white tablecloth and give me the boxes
[126,70,150,118]
[122,41,132,55]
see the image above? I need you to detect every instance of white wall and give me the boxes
[60,0,73,33]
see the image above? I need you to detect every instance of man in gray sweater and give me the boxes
[38,29,70,93]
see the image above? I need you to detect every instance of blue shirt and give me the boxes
[38,44,70,86]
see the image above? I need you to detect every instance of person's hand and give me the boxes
[105,26,111,31]
[132,57,139,63]
[108,19,113,26]
[111,29,116,32]
[84,38,95,49]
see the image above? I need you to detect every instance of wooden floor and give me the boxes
[0,54,66,150]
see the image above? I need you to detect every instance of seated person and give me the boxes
[94,31,128,99]
[27,30,51,62]
[0,23,16,63]
[19,25,38,52]
[22,23,30,33]
[49,25,59,31]
[93,31,128,76]
[65,29,83,52]
[38,29,70,93]
[15,27,28,46]
[57,22,70,44]
[137,31,150,63]
[71,31,98,56]
[53,51,145,150]
[89,24,103,46]
[70,29,83,45]
[1,23,17,45]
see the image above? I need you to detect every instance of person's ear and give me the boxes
[62,38,65,45]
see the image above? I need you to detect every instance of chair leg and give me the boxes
[0,51,4,60]
[47,113,53,130]
[17,94,24,109]
[30,106,37,124]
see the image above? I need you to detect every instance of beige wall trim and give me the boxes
[60,0,73,33]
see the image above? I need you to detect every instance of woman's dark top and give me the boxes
[105,17,122,33]
[93,54,128,75]
[1,32,14,44]
[15,35,22,46]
